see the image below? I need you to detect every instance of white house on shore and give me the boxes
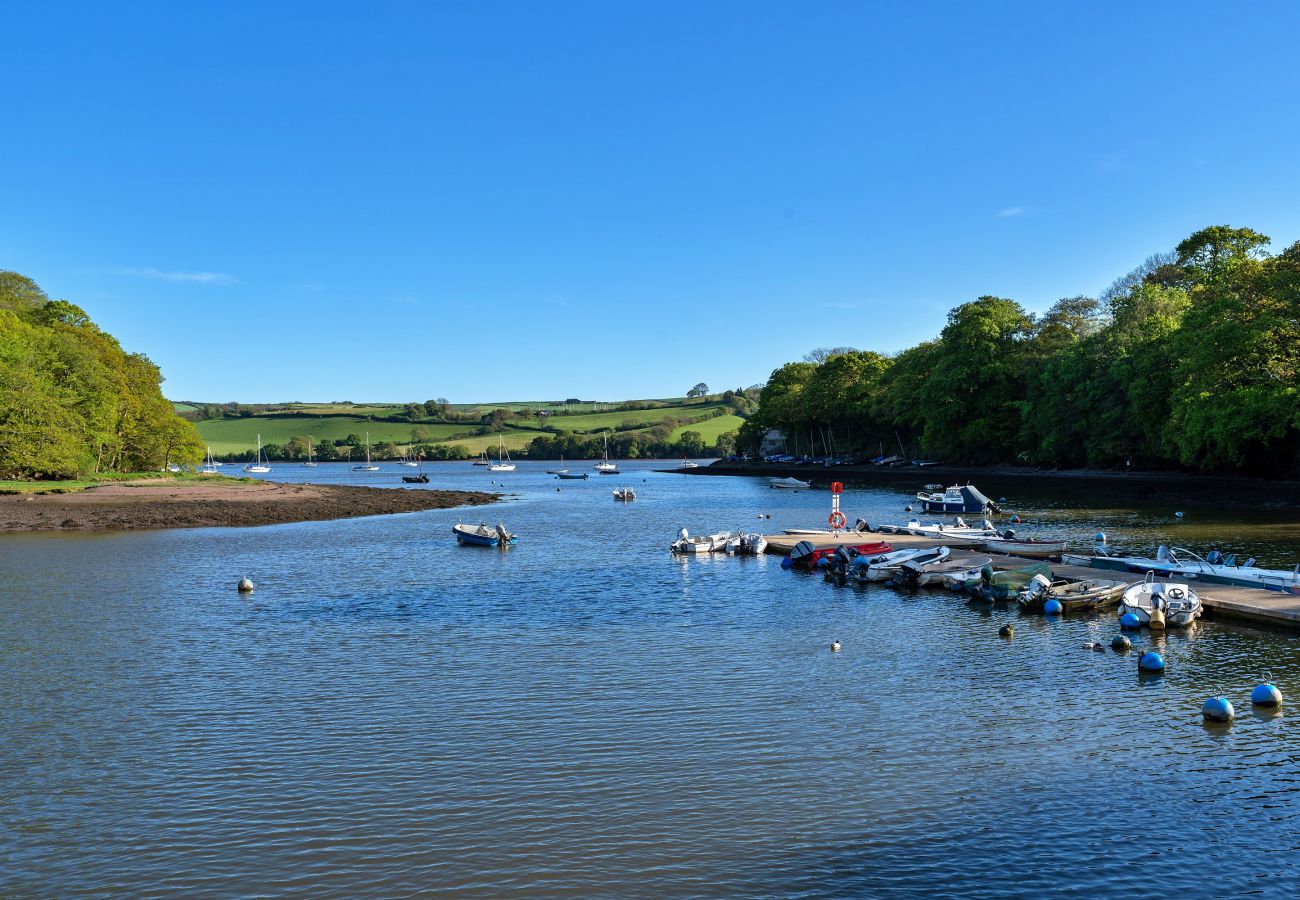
[760,429,786,455]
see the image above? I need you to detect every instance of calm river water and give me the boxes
[4,462,1300,896]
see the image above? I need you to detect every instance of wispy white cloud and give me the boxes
[996,206,1025,218]
[107,266,236,284]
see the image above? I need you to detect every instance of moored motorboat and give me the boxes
[980,536,1068,560]
[735,533,767,555]
[861,546,951,582]
[914,556,993,588]
[789,540,892,570]
[961,561,1053,600]
[876,518,999,542]
[680,460,699,469]
[557,471,589,480]
[916,484,997,514]
[1017,574,1128,611]
[453,522,517,547]
[670,528,732,554]
[613,487,636,501]
[1117,574,1202,627]
[402,473,430,483]
[769,477,811,490]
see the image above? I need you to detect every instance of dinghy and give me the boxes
[850,547,948,583]
[1017,574,1128,611]
[980,535,1068,560]
[670,528,731,554]
[453,522,517,547]
[1117,573,1202,627]
[962,562,1053,601]
[769,477,811,490]
[613,487,636,501]
[913,556,993,588]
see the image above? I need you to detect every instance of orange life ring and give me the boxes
[829,511,847,530]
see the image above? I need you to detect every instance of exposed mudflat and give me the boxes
[0,479,498,532]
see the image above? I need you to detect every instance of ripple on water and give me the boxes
[3,462,1300,895]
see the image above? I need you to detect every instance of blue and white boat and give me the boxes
[453,523,517,547]
[916,484,996,514]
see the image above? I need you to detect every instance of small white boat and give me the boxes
[916,484,996,514]
[852,547,950,583]
[1118,574,1202,627]
[302,440,318,468]
[243,434,271,473]
[488,435,515,472]
[473,451,490,466]
[353,431,380,471]
[680,460,699,469]
[670,528,731,554]
[769,477,811,490]
[453,522,517,547]
[735,533,767,555]
[613,487,636,501]
[980,536,1068,560]
[914,556,993,587]
[545,455,569,475]
[893,547,954,582]
[1018,574,1128,611]
[876,518,999,542]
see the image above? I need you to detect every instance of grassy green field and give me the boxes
[670,413,745,442]
[196,417,477,455]
[191,398,743,455]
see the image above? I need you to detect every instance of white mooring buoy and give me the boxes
[830,640,841,653]
[237,576,254,593]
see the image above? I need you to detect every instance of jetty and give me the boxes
[763,531,1300,630]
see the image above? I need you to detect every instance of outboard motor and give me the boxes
[1206,550,1223,565]
[1156,544,1170,562]
[999,528,1016,539]
[854,517,870,533]
[1023,573,1052,602]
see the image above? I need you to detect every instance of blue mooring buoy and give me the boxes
[1043,598,1063,615]
[1203,696,1234,722]
[1138,650,1165,672]
[1252,683,1283,707]
[1094,532,1106,544]
[1175,511,1185,519]
[1111,635,1132,652]
[1009,515,1021,524]
[905,505,913,512]
[1120,612,1141,629]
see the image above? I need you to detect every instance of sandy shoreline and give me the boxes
[0,480,499,532]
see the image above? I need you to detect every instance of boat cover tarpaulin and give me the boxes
[960,485,995,510]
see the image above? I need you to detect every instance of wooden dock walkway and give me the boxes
[762,531,1300,630]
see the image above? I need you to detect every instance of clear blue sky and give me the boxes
[3,1,1298,404]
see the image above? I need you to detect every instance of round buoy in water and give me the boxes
[831,640,841,653]
[1252,683,1283,707]
[1009,514,1022,524]
[1203,696,1234,722]
[1044,598,1063,615]
[998,624,1014,638]
[1094,532,1106,544]
[1111,635,1132,652]
[780,556,793,570]
[1175,511,1185,519]
[1119,612,1141,629]
[998,497,1007,503]
[237,576,254,593]
[1138,650,1165,672]
[905,505,913,512]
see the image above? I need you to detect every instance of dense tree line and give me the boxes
[0,271,205,478]
[738,226,1300,477]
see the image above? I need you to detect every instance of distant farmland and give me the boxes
[191,398,745,457]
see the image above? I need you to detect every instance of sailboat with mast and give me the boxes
[302,437,318,467]
[353,432,380,471]
[201,446,220,475]
[488,435,516,472]
[243,435,271,473]
[595,432,618,474]
[545,454,568,475]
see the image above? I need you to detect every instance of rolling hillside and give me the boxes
[192,397,748,458]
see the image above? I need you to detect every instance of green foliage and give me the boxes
[745,225,1300,476]
[0,273,205,479]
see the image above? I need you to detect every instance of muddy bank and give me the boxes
[0,479,499,532]
[677,461,1300,508]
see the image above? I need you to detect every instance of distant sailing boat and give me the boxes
[201,446,220,475]
[400,444,419,467]
[488,435,516,472]
[545,454,568,475]
[353,432,380,471]
[243,435,271,473]
[472,449,490,466]
[302,437,318,467]
[595,432,618,474]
